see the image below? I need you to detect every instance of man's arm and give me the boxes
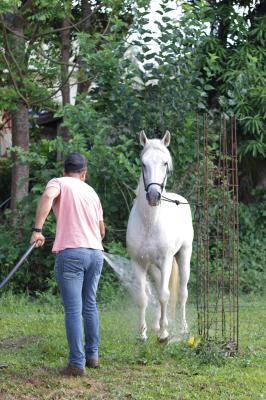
[99,220,105,240]
[30,186,60,247]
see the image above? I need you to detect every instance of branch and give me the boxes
[1,6,100,40]
[20,0,34,13]
[0,15,26,84]
[0,22,28,40]
[121,180,136,196]
[0,116,11,131]
[32,46,77,67]
[115,181,131,213]
[5,25,77,68]
[0,51,29,105]
[28,23,40,46]
[39,77,96,91]
[29,61,77,106]
[102,15,112,35]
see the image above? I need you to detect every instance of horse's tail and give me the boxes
[169,256,179,320]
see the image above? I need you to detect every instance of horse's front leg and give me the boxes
[132,261,148,341]
[158,256,173,342]
[149,264,161,332]
[176,245,192,335]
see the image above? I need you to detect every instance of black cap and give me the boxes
[64,153,87,173]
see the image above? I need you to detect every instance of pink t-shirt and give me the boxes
[46,177,104,252]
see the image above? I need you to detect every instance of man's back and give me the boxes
[47,177,103,252]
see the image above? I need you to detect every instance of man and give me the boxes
[30,153,105,376]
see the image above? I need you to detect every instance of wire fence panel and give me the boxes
[196,114,239,351]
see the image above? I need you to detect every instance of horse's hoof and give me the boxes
[158,335,169,344]
[157,330,169,343]
[136,336,147,344]
[158,328,169,342]
[181,323,188,336]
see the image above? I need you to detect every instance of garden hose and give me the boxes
[0,242,36,290]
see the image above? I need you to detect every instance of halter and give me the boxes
[142,163,168,193]
[141,162,192,207]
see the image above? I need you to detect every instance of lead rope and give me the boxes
[161,195,202,224]
[161,195,189,206]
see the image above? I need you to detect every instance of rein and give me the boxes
[161,195,189,206]
[161,195,202,223]
[141,162,201,222]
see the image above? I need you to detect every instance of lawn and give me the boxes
[0,292,265,400]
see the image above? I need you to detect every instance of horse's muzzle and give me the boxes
[146,188,161,206]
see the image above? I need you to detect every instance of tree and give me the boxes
[0,0,136,209]
[0,1,67,208]
[187,0,266,196]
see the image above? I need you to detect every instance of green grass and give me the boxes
[0,292,266,400]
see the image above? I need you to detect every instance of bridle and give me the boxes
[142,163,169,194]
[141,161,192,207]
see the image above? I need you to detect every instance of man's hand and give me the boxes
[30,186,60,248]
[30,231,45,247]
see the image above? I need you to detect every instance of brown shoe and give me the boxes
[59,364,85,376]
[86,358,99,369]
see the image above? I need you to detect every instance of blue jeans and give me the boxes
[55,248,103,369]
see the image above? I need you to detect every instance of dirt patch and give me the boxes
[0,336,38,349]
[0,395,39,400]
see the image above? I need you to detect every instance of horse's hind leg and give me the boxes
[176,245,192,335]
[132,261,148,341]
[158,256,173,342]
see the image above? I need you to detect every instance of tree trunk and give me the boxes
[10,101,29,209]
[58,14,71,159]
[217,0,232,46]
[76,0,92,99]
[4,14,29,209]
[60,16,71,108]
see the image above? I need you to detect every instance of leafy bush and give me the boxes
[0,158,11,205]
[1,2,266,299]
[238,191,266,293]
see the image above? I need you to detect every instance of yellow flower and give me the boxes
[187,336,195,347]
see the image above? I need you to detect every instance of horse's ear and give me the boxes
[140,130,149,147]
[161,131,171,147]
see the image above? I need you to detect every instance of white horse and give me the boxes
[126,131,193,342]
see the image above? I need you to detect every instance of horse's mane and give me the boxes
[141,139,173,172]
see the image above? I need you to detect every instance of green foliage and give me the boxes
[0,0,21,13]
[238,191,266,293]
[0,2,64,111]
[0,195,56,293]
[167,338,229,367]
[1,0,265,297]
[192,5,266,161]
[0,158,11,204]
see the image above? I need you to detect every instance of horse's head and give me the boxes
[140,130,172,207]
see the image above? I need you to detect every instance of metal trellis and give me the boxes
[196,114,239,352]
